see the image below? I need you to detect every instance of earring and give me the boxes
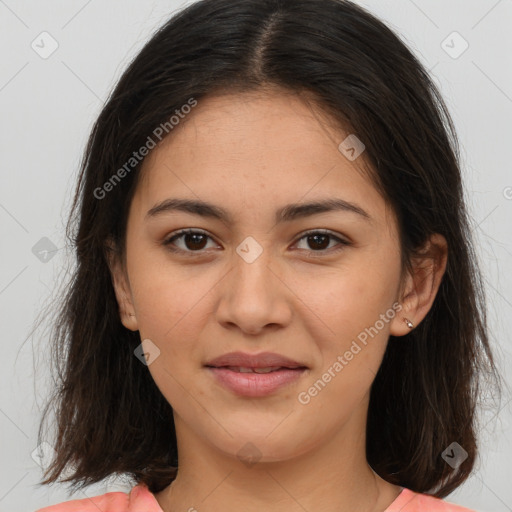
[404,318,414,329]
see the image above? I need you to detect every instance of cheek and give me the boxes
[127,261,228,389]
[297,272,396,416]
[134,283,185,339]
[302,256,401,348]
[128,267,206,408]
[127,246,204,329]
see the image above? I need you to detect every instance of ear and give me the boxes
[390,233,448,336]
[104,238,139,332]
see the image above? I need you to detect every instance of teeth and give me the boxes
[229,366,281,373]
[253,367,277,373]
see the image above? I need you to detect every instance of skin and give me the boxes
[108,87,447,512]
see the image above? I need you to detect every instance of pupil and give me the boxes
[309,234,328,250]
[186,233,207,250]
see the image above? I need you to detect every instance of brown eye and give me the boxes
[305,233,330,250]
[164,229,217,253]
[294,230,350,254]
[181,232,208,250]
[163,228,350,257]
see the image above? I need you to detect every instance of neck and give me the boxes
[154,404,402,512]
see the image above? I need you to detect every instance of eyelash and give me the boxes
[162,228,351,258]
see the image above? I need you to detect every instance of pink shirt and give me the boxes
[35,483,477,512]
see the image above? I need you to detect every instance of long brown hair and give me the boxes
[36,0,502,498]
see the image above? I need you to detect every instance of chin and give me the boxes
[206,428,316,467]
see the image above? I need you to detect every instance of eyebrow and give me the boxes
[145,197,371,224]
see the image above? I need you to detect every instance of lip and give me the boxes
[204,351,308,398]
[205,351,306,369]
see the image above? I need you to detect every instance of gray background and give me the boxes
[0,1,511,511]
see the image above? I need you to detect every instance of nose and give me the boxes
[215,242,293,336]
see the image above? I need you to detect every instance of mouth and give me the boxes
[204,353,308,397]
[205,365,305,373]
[204,351,308,370]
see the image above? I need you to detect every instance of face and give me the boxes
[110,89,414,464]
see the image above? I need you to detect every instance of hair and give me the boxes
[36,0,503,499]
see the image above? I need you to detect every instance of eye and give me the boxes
[163,229,218,254]
[162,229,351,256]
[293,229,350,256]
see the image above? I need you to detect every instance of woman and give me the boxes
[35,0,501,510]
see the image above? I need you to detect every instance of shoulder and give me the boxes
[385,488,478,512]
[35,483,162,512]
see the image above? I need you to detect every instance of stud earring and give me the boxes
[404,318,414,329]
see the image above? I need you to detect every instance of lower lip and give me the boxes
[206,367,307,397]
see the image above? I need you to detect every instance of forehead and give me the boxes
[150,89,349,160]
[132,90,393,232]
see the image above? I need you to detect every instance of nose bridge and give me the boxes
[215,234,292,333]
[231,234,277,299]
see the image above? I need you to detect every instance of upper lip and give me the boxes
[205,351,307,369]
